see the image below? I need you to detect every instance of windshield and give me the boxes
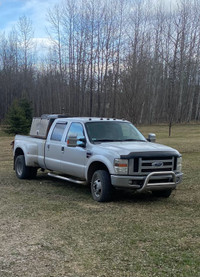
[85,121,146,143]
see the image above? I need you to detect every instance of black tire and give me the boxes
[152,189,172,198]
[91,170,113,202]
[15,155,31,179]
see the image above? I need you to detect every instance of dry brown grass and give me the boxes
[0,125,200,277]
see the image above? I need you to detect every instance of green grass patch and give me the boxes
[0,124,200,277]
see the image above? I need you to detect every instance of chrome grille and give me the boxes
[130,156,175,175]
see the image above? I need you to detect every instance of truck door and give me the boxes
[45,122,68,171]
[61,122,86,179]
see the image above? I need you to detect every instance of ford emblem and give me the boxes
[152,161,163,167]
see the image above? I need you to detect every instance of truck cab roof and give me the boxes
[54,117,129,123]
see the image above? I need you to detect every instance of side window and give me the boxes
[50,123,67,141]
[66,123,84,144]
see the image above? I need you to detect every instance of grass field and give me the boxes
[0,124,200,277]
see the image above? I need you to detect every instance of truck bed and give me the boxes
[15,135,46,168]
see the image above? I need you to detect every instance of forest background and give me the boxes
[1,0,200,126]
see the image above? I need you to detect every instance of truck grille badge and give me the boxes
[152,161,163,167]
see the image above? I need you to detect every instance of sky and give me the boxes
[0,0,178,53]
[0,0,59,38]
[0,0,177,38]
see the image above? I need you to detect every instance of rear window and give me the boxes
[50,123,67,141]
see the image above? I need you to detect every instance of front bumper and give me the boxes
[111,171,183,192]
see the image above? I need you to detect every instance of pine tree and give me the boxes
[5,98,33,135]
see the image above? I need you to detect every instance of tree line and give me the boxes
[0,0,200,126]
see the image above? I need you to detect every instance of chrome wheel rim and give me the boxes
[16,159,23,176]
[92,178,102,198]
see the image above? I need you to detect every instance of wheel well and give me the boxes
[87,162,109,184]
[14,148,24,169]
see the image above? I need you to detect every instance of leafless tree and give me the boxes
[1,0,200,128]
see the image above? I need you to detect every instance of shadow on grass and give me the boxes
[35,172,166,204]
[112,189,164,203]
[36,173,91,197]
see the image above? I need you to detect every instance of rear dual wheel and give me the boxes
[15,155,37,179]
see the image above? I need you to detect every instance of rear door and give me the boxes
[45,121,68,171]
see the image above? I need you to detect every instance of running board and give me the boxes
[48,173,86,185]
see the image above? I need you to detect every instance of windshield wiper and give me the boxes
[108,139,146,142]
[92,139,115,142]
[123,139,146,142]
[93,139,146,143]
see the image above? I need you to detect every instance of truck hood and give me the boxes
[97,141,180,158]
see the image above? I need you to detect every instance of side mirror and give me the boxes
[67,135,86,148]
[67,135,78,147]
[147,133,156,142]
[78,137,86,148]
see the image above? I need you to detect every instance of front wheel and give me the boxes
[91,170,113,202]
[152,189,172,198]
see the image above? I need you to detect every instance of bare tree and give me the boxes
[1,0,200,126]
[17,16,34,70]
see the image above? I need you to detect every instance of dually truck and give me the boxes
[13,114,183,202]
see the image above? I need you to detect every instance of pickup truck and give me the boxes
[13,115,183,202]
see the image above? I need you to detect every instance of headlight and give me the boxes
[177,156,182,172]
[114,159,128,175]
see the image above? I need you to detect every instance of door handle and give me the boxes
[61,146,64,152]
[47,144,50,149]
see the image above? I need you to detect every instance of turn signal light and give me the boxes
[114,159,128,174]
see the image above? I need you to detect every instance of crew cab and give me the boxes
[13,115,183,202]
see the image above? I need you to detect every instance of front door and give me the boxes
[61,122,86,179]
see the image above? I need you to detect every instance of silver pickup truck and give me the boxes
[13,115,183,202]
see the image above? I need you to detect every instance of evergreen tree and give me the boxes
[5,98,33,135]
